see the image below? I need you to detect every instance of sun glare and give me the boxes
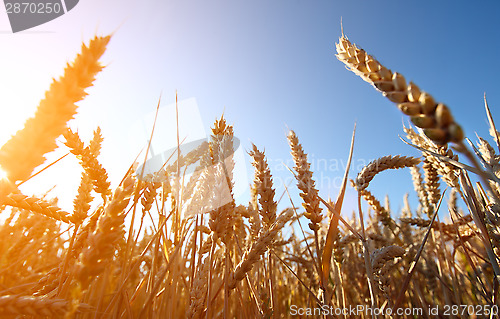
[0,167,7,181]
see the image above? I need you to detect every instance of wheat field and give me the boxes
[0,33,499,319]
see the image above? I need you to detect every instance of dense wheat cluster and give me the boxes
[0,33,499,319]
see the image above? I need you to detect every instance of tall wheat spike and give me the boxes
[249,143,277,228]
[208,116,236,244]
[0,35,111,182]
[288,130,322,231]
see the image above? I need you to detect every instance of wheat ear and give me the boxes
[71,172,93,224]
[336,35,463,145]
[2,193,73,223]
[354,155,421,191]
[64,128,111,200]
[0,295,92,317]
[287,130,322,231]
[371,245,405,300]
[228,208,293,289]
[410,166,430,214]
[422,157,441,216]
[0,35,110,182]
[71,128,104,223]
[187,258,210,319]
[208,116,236,244]
[404,125,460,190]
[76,176,135,288]
[249,144,277,228]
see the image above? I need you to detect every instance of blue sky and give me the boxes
[1,0,499,217]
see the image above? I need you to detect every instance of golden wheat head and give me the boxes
[336,34,463,145]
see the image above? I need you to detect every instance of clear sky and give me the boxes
[1,0,499,217]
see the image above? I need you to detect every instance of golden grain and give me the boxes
[336,35,464,145]
[0,32,498,319]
